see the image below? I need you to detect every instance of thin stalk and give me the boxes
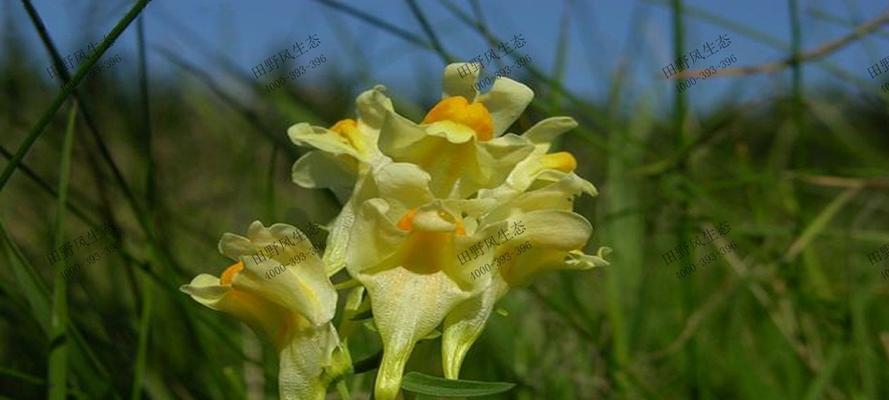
[549,0,571,115]
[789,0,803,161]
[669,1,701,398]
[0,146,97,226]
[336,380,352,400]
[313,0,431,48]
[48,102,77,400]
[0,0,151,192]
[130,278,152,400]
[405,0,450,64]
[20,0,176,278]
[131,15,153,400]
[265,144,278,222]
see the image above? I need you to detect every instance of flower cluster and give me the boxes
[182,63,609,400]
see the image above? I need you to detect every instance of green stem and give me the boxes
[0,0,151,192]
[336,380,352,400]
[130,277,153,400]
[48,101,77,400]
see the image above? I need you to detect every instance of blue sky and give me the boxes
[4,0,889,114]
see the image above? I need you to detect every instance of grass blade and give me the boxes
[0,0,151,192]
[131,15,154,400]
[48,101,77,400]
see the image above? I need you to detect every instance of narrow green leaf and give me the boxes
[784,185,862,262]
[0,221,114,396]
[48,100,77,400]
[131,14,156,400]
[0,0,151,192]
[401,372,515,397]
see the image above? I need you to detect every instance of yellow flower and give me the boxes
[377,63,537,198]
[287,85,394,276]
[180,221,346,400]
[344,162,497,400]
[287,85,393,198]
[442,174,609,378]
[284,62,609,399]
[477,116,598,202]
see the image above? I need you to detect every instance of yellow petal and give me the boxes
[493,211,591,286]
[278,322,340,400]
[442,63,481,101]
[363,268,472,400]
[475,77,534,137]
[330,119,367,154]
[287,122,362,159]
[379,110,534,197]
[441,280,508,378]
[291,150,358,191]
[522,117,578,153]
[218,221,338,326]
[356,84,394,129]
[480,154,597,203]
[539,151,577,173]
[180,274,300,349]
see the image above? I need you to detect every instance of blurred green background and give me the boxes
[2,0,889,399]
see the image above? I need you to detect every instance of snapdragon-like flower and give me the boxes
[442,173,609,378]
[343,162,498,400]
[287,86,394,275]
[284,62,609,399]
[180,222,347,400]
[287,85,394,195]
[377,63,536,198]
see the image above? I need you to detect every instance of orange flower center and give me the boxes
[396,208,419,230]
[397,208,465,235]
[330,119,366,153]
[220,261,244,285]
[422,96,493,141]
